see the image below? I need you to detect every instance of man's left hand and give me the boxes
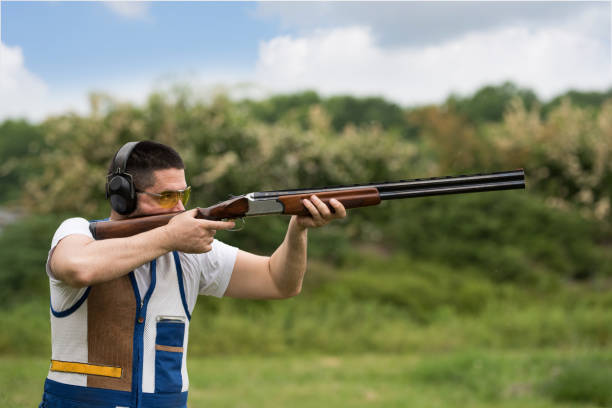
[296,195,347,229]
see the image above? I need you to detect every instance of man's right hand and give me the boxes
[161,209,236,254]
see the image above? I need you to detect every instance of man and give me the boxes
[39,141,346,408]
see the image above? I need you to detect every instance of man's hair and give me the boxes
[107,141,184,190]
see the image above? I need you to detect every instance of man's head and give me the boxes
[107,141,188,218]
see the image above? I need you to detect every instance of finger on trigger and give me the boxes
[214,220,236,230]
[198,219,235,230]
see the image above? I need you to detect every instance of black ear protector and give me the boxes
[106,141,140,215]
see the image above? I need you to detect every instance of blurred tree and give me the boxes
[243,91,416,139]
[242,91,321,128]
[322,95,406,134]
[0,120,46,204]
[0,215,58,305]
[446,81,539,124]
[489,98,612,221]
[406,105,487,174]
[542,89,612,117]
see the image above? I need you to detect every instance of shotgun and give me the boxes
[89,169,525,240]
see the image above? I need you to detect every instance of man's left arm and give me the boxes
[223,196,346,299]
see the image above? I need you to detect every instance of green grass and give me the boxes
[4,350,611,408]
[3,255,612,356]
[542,359,612,407]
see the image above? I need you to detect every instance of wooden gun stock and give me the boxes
[90,213,180,240]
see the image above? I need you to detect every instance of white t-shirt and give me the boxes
[47,217,238,313]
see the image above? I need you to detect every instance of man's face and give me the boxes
[133,168,188,216]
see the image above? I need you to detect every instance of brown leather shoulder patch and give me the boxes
[87,274,136,391]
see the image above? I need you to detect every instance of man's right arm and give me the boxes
[51,209,235,288]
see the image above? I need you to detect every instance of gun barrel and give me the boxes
[379,179,525,200]
[253,169,525,199]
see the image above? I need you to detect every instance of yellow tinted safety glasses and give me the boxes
[138,186,191,209]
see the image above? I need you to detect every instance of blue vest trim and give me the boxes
[141,390,188,407]
[41,378,188,408]
[142,259,157,310]
[50,287,91,318]
[128,270,140,404]
[130,259,157,408]
[43,378,131,406]
[172,251,191,320]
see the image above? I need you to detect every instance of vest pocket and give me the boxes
[155,316,185,393]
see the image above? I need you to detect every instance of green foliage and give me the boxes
[244,91,414,137]
[321,257,496,322]
[322,95,406,133]
[242,90,321,127]
[542,360,612,406]
[366,191,610,283]
[0,300,50,355]
[488,98,612,221]
[447,81,539,123]
[543,88,612,116]
[0,215,61,305]
[0,120,47,204]
[411,352,503,400]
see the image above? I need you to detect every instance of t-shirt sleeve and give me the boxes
[46,217,93,279]
[47,217,93,313]
[196,239,238,297]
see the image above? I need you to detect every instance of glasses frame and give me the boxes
[136,186,192,209]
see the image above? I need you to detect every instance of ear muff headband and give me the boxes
[106,141,140,215]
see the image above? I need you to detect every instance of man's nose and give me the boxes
[175,201,186,212]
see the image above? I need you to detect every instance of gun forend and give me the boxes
[277,188,381,216]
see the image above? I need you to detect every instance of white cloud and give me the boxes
[104,2,150,20]
[0,42,50,121]
[0,42,156,122]
[253,15,611,106]
[256,2,608,48]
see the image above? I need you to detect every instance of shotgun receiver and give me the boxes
[89,169,525,240]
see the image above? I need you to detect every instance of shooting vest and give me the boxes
[40,251,192,408]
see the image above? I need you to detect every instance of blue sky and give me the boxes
[1,1,611,121]
[3,2,274,83]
